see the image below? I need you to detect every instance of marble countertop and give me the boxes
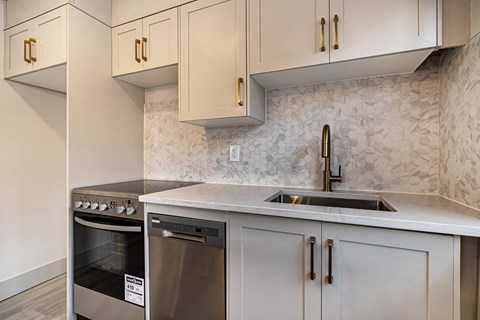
[139,183,480,237]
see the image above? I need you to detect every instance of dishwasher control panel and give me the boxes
[149,214,225,248]
[152,219,219,237]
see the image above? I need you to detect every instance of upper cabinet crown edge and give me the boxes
[4,0,111,29]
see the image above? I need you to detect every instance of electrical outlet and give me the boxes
[229,145,240,162]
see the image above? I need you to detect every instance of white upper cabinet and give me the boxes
[329,0,437,63]
[112,20,143,76]
[249,0,329,75]
[4,6,66,83]
[32,8,67,71]
[249,0,440,88]
[112,8,179,88]
[143,11,178,70]
[3,4,112,93]
[179,0,265,127]
[4,21,34,77]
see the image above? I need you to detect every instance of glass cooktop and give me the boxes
[73,180,201,199]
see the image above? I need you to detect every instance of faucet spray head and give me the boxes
[322,124,330,158]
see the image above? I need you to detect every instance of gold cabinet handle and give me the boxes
[24,39,31,63]
[142,37,148,62]
[327,239,334,284]
[333,15,339,50]
[320,17,326,52]
[310,236,316,280]
[29,38,37,62]
[134,39,141,63]
[237,78,244,107]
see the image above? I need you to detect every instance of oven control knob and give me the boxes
[82,201,91,209]
[74,201,83,208]
[126,207,136,215]
[99,203,108,211]
[91,202,99,210]
[117,205,126,214]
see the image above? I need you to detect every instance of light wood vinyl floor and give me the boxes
[0,274,66,320]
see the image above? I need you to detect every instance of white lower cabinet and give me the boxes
[229,214,322,320]
[321,223,456,320]
[230,214,457,320]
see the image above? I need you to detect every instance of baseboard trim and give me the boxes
[0,257,66,301]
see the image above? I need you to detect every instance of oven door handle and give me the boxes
[74,217,142,233]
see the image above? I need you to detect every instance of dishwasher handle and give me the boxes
[161,230,206,244]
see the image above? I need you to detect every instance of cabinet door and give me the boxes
[142,8,178,71]
[329,0,437,63]
[32,6,67,71]
[179,0,248,122]
[112,20,143,76]
[4,21,34,78]
[249,0,329,74]
[322,223,455,320]
[230,214,321,320]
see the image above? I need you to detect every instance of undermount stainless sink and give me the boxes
[267,192,396,212]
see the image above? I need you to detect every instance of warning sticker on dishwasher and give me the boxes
[125,274,144,307]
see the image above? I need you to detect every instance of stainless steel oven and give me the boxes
[72,180,200,320]
[73,199,145,320]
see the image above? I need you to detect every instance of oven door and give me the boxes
[73,212,145,305]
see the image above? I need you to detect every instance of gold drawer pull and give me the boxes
[310,236,316,280]
[237,78,244,107]
[320,17,326,52]
[24,39,31,63]
[333,15,339,50]
[142,37,148,62]
[135,39,141,63]
[327,239,334,284]
[29,38,37,62]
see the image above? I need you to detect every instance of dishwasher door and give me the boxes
[148,214,226,320]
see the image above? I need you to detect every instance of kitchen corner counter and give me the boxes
[139,183,480,237]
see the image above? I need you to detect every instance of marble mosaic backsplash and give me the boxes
[145,58,440,194]
[440,33,480,210]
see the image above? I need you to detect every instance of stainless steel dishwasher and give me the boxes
[148,214,226,320]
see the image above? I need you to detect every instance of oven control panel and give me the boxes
[72,194,144,221]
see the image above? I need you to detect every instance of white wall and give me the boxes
[0,3,67,299]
